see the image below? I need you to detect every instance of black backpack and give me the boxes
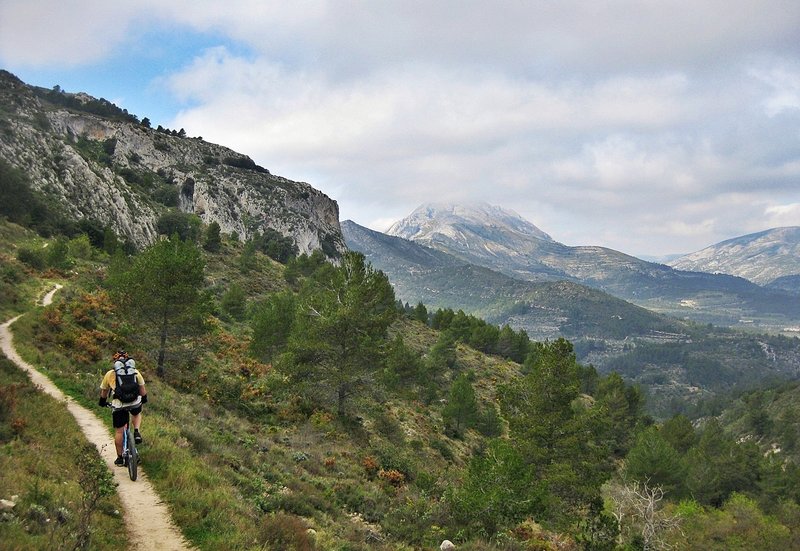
[113,359,140,403]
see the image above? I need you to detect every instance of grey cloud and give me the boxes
[1,1,798,256]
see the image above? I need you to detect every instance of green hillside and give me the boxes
[344,220,800,418]
[2,215,800,550]
[714,380,800,464]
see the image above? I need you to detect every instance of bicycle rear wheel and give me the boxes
[126,426,138,481]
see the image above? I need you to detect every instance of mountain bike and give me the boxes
[108,404,140,481]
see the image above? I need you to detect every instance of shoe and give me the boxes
[114,456,124,466]
[134,429,143,444]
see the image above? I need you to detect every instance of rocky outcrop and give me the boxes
[0,70,345,255]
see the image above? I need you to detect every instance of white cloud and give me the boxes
[765,203,800,226]
[751,66,800,116]
[0,0,148,66]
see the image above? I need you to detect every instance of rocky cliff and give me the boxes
[0,70,345,255]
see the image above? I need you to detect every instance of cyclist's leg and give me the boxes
[112,409,129,457]
[114,427,125,456]
[130,405,143,443]
[130,406,142,431]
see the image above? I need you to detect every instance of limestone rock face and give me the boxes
[0,70,345,256]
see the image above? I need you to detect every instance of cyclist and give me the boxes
[98,350,148,466]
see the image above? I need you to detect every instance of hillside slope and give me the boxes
[346,219,800,416]
[0,70,344,255]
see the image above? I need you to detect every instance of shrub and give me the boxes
[46,237,72,270]
[17,247,46,269]
[0,381,20,421]
[156,211,201,241]
[362,455,379,476]
[203,222,222,252]
[152,184,179,207]
[68,234,94,259]
[378,468,406,487]
[222,156,269,173]
[258,512,316,551]
[430,438,454,462]
[220,284,247,321]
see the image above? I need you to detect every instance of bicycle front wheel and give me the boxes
[126,427,138,481]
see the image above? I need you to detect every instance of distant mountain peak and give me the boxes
[668,226,800,286]
[387,202,554,243]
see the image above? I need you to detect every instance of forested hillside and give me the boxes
[344,219,800,418]
[3,200,800,549]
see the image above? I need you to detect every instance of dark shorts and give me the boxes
[112,405,143,428]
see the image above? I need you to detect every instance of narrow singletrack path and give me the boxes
[1,285,195,550]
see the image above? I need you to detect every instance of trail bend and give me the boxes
[1,284,194,550]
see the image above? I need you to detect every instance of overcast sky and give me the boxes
[2,1,799,257]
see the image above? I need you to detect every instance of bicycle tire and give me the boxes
[126,426,138,481]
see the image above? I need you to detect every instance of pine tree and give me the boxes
[624,426,686,496]
[282,252,396,417]
[203,221,222,252]
[107,235,207,375]
[250,291,296,362]
[443,373,479,437]
[500,338,613,522]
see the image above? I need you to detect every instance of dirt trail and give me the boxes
[1,285,195,550]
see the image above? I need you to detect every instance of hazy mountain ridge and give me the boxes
[344,219,678,341]
[387,203,800,331]
[0,70,345,255]
[668,226,800,289]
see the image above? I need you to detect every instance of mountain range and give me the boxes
[3,69,800,415]
[381,202,800,331]
[343,219,679,341]
[669,226,800,290]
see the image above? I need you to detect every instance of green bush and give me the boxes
[156,211,201,241]
[68,234,94,259]
[17,247,46,269]
[152,184,179,207]
[220,284,247,321]
[46,237,72,270]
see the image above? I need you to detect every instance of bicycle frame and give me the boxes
[108,404,139,481]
